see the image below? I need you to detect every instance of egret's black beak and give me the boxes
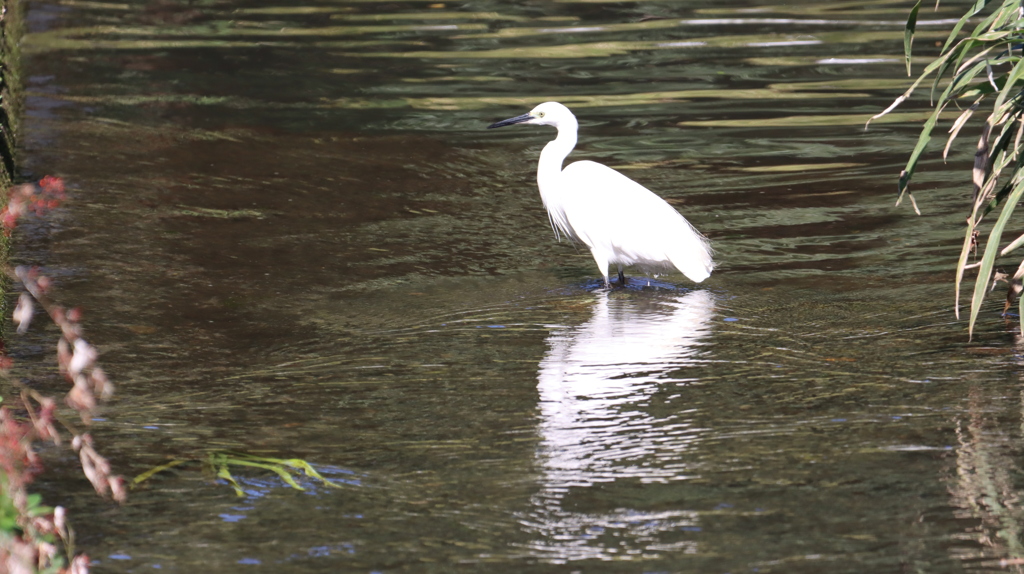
[487,113,533,129]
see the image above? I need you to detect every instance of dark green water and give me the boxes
[12,0,1024,572]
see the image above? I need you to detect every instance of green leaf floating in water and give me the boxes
[132,450,346,497]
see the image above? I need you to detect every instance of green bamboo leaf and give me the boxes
[992,91,1024,127]
[942,0,991,54]
[924,41,964,75]
[216,464,246,497]
[952,38,978,77]
[955,44,1002,78]
[132,459,187,486]
[958,125,995,317]
[973,122,994,198]
[945,98,982,159]
[970,3,1007,39]
[27,505,53,518]
[933,39,1003,101]
[871,46,965,127]
[905,0,922,76]
[969,177,1024,338]
[975,119,1024,209]
[956,232,976,319]
[983,178,1016,218]
[1019,264,1024,336]
[960,84,1000,99]
[220,458,307,491]
[989,3,1020,31]
[1000,231,1024,255]
[930,52,956,102]
[897,101,949,201]
[984,117,1020,172]
[950,222,974,319]
[929,69,983,135]
[208,451,346,490]
[947,60,993,99]
[969,28,1021,43]
[281,458,344,488]
[940,40,995,102]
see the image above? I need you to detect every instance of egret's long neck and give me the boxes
[537,121,578,198]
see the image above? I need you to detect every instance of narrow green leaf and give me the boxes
[983,179,1015,219]
[1000,231,1024,255]
[930,54,955,102]
[973,122,994,200]
[905,0,922,76]
[955,44,1001,78]
[976,120,1024,214]
[27,505,53,518]
[226,459,307,491]
[945,98,982,159]
[235,454,344,488]
[992,90,1024,127]
[132,459,187,486]
[991,59,1024,116]
[969,177,1024,338]
[1019,265,1024,336]
[942,0,991,54]
[958,123,996,317]
[898,101,949,199]
[969,28,1020,43]
[924,47,959,76]
[989,3,1020,31]
[983,119,1021,184]
[871,45,965,128]
[918,42,989,115]
[216,465,246,497]
[281,458,344,488]
[953,40,978,77]
[947,59,993,100]
[955,221,977,319]
[970,3,1007,39]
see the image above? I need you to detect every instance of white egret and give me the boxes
[488,102,714,286]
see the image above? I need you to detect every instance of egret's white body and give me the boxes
[488,101,714,286]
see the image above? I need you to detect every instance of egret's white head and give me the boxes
[488,101,578,130]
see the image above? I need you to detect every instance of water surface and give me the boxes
[13,0,1024,572]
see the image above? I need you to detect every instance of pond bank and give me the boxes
[0,0,17,188]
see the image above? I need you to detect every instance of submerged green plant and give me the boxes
[132,451,345,497]
[876,0,1024,337]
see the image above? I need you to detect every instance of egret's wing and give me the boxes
[557,161,713,282]
[543,195,578,243]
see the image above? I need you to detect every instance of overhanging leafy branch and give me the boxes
[877,0,1024,338]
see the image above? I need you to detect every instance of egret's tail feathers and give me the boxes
[670,233,714,284]
[674,259,712,283]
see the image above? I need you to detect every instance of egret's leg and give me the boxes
[617,266,626,286]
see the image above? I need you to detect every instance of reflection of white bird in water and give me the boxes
[537,290,716,487]
[527,290,716,561]
[488,101,714,287]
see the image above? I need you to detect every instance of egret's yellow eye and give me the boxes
[538,112,546,118]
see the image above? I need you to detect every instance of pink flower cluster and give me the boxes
[1,177,66,235]
[0,177,121,574]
